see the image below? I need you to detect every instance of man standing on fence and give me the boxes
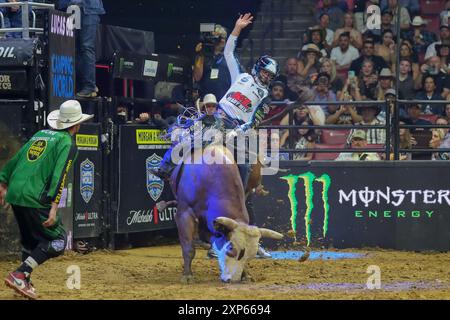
[0,100,93,299]
[56,0,105,98]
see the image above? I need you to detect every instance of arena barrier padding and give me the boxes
[254,161,450,251]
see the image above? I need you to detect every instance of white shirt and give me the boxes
[325,28,334,47]
[330,45,360,67]
[219,35,269,123]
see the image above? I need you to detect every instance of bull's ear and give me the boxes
[214,217,239,231]
[259,228,283,240]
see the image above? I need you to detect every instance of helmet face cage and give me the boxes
[252,55,279,86]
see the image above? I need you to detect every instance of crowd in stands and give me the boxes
[264,0,450,161]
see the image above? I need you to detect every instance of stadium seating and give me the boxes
[320,129,350,145]
[313,143,345,160]
[420,0,444,15]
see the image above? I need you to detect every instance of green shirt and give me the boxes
[0,129,77,209]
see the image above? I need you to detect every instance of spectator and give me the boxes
[330,32,360,73]
[335,129,381,160]
[405,104,432,133]
[55,0,105,98]
[375,29,396,70]
[275,57,303,101]
[0,0,32,38]
[398,58,416,100]
[135,109,169,129]
[318,13,334,49]
[298,44,323,80]
[316,0,345,31]
[312,73,337,114]
[436,116,449,135]
[398,120,413,160]
[436,44,450,72]
[350,40,388,74]
[380,9,394,34]
[430,129,450,160]
[415,76,445,116]
[446,103,450,121]
[380,0,420,18]
[303,27,329,58]
[264,81,287,125]
[280,105,326,128]
[326,103,362,125]
[280,118,316,161]
[363,8,395,44]
[437,117,450,152]
[320,58,345,97]
[339,75,363,101]
[425,23,450,61]
[386,0,411,31]
[197,94,220,129]
[376,68,394,101]
[403,16,436,56]
[418,55,450,99]
[332,12,363,49]
[354,0,379,33]
[357,59,379,100]
[193,24,231,100]
[352,106,386,144]
[440,1,450,26]
[399,41,420,86]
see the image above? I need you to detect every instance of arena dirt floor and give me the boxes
[0,245,449,300]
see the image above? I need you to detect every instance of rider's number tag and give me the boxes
[210,68,219,79]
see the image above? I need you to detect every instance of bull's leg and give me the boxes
[241,268,255,282]
[175,208,197,284]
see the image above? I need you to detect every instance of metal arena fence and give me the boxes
[0,1,55,38]
[260,99,450,161]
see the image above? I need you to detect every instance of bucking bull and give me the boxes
[166,144,283,283]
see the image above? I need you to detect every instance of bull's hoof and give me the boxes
[181,275,194,284]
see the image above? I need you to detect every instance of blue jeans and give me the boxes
[76,14,99,92]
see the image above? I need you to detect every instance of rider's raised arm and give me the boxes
[225,13,254,83]
[224,34,241,83]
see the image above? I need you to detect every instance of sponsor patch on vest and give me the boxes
[27,139,47,162]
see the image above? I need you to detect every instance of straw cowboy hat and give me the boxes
[47,100,94,130]
[379,68,394,79]
[351,129,367,141]
[411,16,427,27]
[301,43,322,57]
[201,94,218,106]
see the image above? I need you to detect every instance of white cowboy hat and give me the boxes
[201,94,218,106]
[411,16,427,27]
[47,100,94,130]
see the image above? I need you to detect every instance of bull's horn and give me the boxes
[259,228,284,240]
[214,217,239,231]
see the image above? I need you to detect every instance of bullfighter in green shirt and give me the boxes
[0,100,93,299]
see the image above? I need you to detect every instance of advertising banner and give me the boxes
[48,10,76,112]
[254,162,450,251]
[73,124,103,238]
[116,125,176,233]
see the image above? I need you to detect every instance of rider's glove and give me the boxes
[238,122,252,132]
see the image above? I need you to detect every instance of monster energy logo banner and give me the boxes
[281,172,331,247]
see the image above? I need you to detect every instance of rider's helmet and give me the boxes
[251,55,279,87]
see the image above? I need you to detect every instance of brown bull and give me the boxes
[169,144,283,283]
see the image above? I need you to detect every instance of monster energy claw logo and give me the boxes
[281,172,331,247]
